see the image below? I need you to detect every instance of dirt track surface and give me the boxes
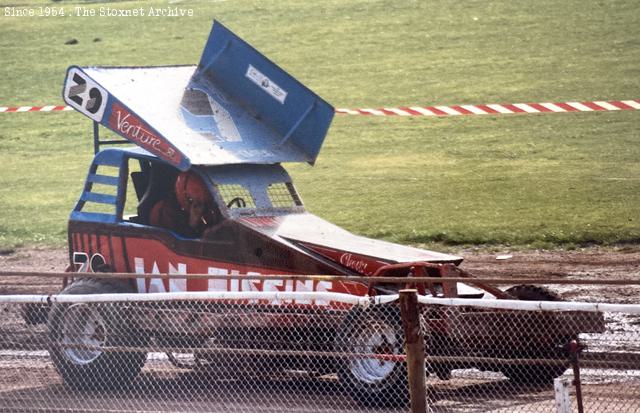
[461,246,640,281]
[1,246,639,412]
[0,246,68,294]
[460,246,640,304]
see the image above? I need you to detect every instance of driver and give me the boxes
[174,171,217,235]
[150,171,217,237]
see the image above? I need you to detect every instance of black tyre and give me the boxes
[505,284,562,302]
[335,304,408,408]
[500,284,569,384]
[48,278,147,390]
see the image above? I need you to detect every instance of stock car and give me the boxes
[44,22,604,407]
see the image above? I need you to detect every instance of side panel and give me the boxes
[68,221,369,301]
[297,243,392,276]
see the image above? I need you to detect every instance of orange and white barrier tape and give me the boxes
[1,99,639,116]
[336,99,640,116]
[0,105,72,113]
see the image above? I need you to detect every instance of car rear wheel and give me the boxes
[48,278,148,390]
[500,284,570,384]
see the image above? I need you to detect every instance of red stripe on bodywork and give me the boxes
[301,243,389,276]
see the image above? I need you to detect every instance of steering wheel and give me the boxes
[226,197,247,208]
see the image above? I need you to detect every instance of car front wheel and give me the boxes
[48,278,147,390]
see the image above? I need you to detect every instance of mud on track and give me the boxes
[0,246,639,412]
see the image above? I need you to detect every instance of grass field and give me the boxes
[0,0,639,249]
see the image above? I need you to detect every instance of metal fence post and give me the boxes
[399,289,427,413]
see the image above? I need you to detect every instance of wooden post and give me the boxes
[399,289,427,413]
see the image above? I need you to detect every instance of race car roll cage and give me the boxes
[74,132,305,229]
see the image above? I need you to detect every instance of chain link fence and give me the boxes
[417,294,640,412]
[0,275,639,412]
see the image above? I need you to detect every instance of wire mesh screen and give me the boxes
[216,184,256,209]
[1,280,640,412]
[267,183,302,208]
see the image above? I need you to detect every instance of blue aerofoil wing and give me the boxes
[186,22,335,165]
[63,21,334,169]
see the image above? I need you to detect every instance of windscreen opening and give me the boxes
[218,184,256,209]
[267,182,302,208]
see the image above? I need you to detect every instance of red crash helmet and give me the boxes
[175,171,211,210]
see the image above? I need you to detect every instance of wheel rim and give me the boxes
[349,321,399,384]
[60,304,106,365]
